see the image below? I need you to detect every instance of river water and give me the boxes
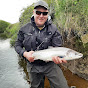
[0,39,30,88]
[0,39,88,88]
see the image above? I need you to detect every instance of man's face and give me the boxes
[33,7,49,27]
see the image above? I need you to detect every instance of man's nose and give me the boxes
[40,13,43,17]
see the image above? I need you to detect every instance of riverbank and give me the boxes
[62,59,88,81]
[61,66,88,88]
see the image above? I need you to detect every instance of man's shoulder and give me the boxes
[51,24,57,28]
[20,22,33,32]
[21,22,32,29]
[48,23,58,32]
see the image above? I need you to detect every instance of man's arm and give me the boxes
[15,30,25,56]
[15,29,34,62]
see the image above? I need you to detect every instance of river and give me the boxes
[0,39,88,88]
[0,39,30,88]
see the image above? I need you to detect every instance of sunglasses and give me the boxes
[35,11,48,16]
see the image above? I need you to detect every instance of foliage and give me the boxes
[5,23,20,38]
[0,20,10,33]
[4,23,20,46]
[45,0,88,32]
[10,33,18,46]
[19,5,34,27]
[0,22,20,44]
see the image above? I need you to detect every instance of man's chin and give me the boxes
[37,23,44,27]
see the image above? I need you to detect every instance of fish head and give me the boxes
[66,50,83,60]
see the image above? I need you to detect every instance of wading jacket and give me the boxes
[15,16,62,65]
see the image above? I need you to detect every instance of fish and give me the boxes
[32,47,83,62]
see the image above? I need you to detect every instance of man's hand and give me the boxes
[23,51,34,62]
[52,56,67,64]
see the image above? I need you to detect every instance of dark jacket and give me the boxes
[15,16,62,65]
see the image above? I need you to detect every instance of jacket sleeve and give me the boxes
[52,28,63,47]
[15,30,26,56]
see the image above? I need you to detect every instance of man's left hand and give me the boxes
[52,56,67,64]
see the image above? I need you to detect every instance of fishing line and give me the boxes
[36,41,44,51]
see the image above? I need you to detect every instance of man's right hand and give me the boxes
[23,51,34,62]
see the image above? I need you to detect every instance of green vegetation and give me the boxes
[0,20,10,33]
[5,23,20,38]
[45,0,88,31]
[0,22,20,46]
[0,20,10,38]
[19,5,34,27]
[4,23,20,46]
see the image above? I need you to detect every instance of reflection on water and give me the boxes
[0,39,30,88]
[0,39,88,88]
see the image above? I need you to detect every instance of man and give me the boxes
[15,0,69,88]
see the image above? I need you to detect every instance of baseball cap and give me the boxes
[34,0,49,10]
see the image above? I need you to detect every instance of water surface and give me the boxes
[0,39,30,88]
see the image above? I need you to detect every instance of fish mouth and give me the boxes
[79,53,83,57]
[75,53,83,59]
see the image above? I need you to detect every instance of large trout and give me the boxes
[32,47,83,62]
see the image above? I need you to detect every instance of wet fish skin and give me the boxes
[32,47,83,62]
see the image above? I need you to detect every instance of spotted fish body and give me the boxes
[32,47,83,62]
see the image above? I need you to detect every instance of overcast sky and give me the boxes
[0,0,38,24]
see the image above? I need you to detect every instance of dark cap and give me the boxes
[34,0,49,10]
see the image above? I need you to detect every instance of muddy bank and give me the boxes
[62,58,88,80]
[61,66,88,88]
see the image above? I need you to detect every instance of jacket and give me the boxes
[15,16,62,65]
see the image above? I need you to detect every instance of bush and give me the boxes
[4,23,20,38]
[0,20,10,33]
